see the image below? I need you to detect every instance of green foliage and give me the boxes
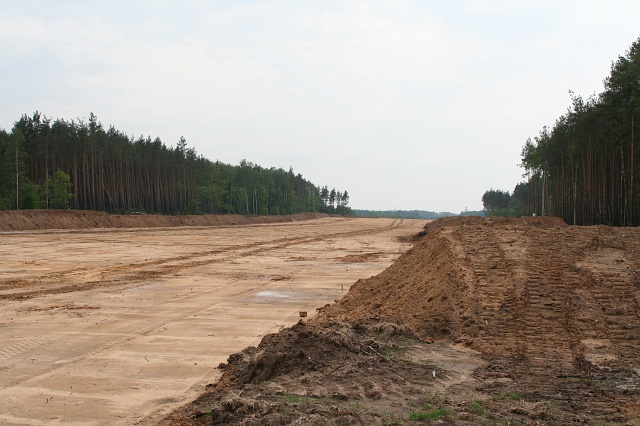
[47,170,74,209]
[382,340,411,359]
[468,400,485,414]
[0,112,351,216]
[409,405,449,420]
[19,178,43,209]
[482,185,531,217]
[0,126,36,209]
[492,391,522,401]
[482,188,512,216]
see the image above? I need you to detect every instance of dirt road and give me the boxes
[0,217,424,425]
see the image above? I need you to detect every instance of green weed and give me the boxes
[468,400,485,414]
[280,394,312,404]
[383,340,411,358]
[409,406,449,420]
[350,401,363,410]
[380,412,405,425]
[492,391,522,401]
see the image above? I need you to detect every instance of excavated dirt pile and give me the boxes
[163,320,445,425]
[166,216,640,425]
[0,210,327,231]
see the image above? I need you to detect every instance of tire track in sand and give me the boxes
[0,218,412,301]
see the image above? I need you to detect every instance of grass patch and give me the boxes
[468,400,485,414]
[492,391,522,401]
[409,406,449,421]
[280,394,312,405]
[383,340,411,358]
[350,401,363,411]
[381,412,404,425]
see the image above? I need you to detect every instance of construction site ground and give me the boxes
[2,213,640,425]
[0,213,422,425]
[163,216,640,426]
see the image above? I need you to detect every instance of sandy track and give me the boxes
[0,217,425,425]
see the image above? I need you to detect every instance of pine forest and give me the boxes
[0,113,351,216]
[483,37,640,226]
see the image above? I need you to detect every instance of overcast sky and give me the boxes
[1,1,639,212]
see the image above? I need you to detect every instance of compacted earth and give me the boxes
[2,212,639,425]
[0,212,424,425]
[162,216,640,425]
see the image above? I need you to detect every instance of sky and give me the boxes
[1,1,639,213]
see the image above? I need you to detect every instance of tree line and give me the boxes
[0,112,352,216]
[481,185,528,217]
[483,36,640,226]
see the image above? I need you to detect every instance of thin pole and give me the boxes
[16,146,19,210]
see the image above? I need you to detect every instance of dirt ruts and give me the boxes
[1,216,423,425]
[163,216,640,425]
[0,217,408,301]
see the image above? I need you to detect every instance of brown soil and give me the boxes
[0,209,327,232]
[162,216,640,425]
[0,214,423,425]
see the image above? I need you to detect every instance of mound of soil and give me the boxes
[164,216,640,425]
[162,320,450,425]
[0,210,327,231]
[327,216,640,358]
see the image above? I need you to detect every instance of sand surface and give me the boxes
[0,217,424,425]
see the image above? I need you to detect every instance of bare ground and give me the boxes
[0,212,423,425]
[162,216,640,425]
[0,209,328,232]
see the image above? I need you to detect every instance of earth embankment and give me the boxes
[165,216,640,425]
[327,216,640,367]
[0,210,327,232]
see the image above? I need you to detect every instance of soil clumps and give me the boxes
[162,216,640,425]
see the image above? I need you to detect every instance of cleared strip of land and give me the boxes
[0,217,424,425]
[164,216,640,425]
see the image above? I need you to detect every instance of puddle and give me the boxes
[250,290,316,304]
[255,290,292,299]
[127,282,164,291]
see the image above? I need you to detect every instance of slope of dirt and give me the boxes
[162,216,640,425]
[160,320,451,426]
[0,210,327,232]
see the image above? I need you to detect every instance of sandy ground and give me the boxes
[0,217,425,425]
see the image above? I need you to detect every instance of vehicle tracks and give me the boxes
[0,217,425,425]
[0,218,412,301]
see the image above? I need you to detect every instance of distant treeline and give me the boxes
[354,209,484,219]
[483,36,640,226]
[0,112,352,215]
